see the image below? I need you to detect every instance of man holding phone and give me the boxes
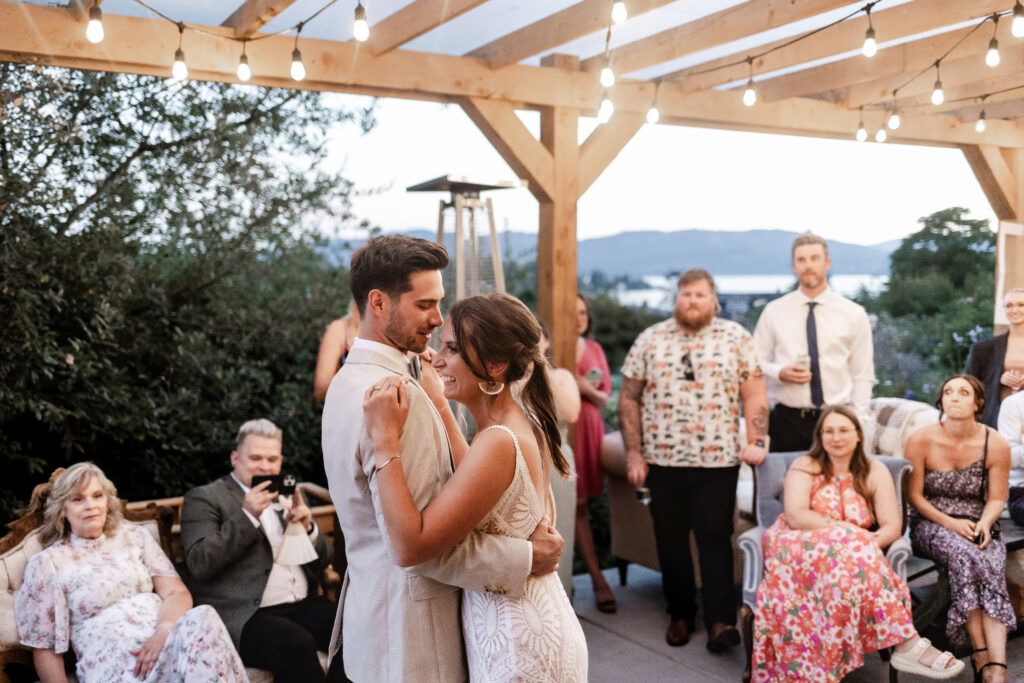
[181,419,343,682]
[753,232,875,451]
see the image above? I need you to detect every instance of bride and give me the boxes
[364,293,588,682]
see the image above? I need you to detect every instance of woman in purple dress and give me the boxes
[573,294,615,612]
[907,375,1014,683]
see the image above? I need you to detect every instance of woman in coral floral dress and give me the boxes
[15,463,246,683]
[753,406,964,682]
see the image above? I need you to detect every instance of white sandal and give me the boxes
[890,637,965,680]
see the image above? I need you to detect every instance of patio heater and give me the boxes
[406,175,519,301]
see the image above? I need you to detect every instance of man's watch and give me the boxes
[754,439,766,448]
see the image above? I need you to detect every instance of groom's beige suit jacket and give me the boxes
[322,342,532,683]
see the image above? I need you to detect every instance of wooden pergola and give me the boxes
[4,0,1024,363]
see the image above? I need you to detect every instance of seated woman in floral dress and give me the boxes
[15,462,246,683]
[753,405,964,682]
[907,375,1014,683]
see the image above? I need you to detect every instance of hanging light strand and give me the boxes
[862,4,877,57]
[986,14,1001,67]
[600,26,615,88]
[353,1,369,42]
[237,40,251,82]
[291,23,307,81]
[742,56,757,107]
[171,22,188,81]
[646,79,660,124]
[611,1,627,25]
[86,1,104,43]
[886,89,901,130]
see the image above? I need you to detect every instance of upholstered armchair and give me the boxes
[737,451,913,682]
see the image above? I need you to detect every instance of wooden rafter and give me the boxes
[371,0,488,56]
[579,0,853,77]
[221,0,297,38]
[465,0,675,70]
[664,0,1006,95]
[902,73,1024,116]
[962,144,1019,220]
[578,112,644,196]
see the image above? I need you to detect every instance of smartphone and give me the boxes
[585,368,603,382]
[250,474,296,496]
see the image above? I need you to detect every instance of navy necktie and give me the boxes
[806,302,824,408]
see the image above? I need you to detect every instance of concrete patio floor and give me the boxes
[573,565,1024,682]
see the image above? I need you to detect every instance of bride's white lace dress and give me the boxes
[462,425,588,682]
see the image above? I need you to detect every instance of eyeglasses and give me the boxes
[681,353,695,381]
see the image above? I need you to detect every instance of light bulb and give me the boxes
[856,123,867,142]
[646,106,659,124]
[86,5,104,44]
[600,66,615,88]
[742,79,756,107]
[887,111,901,130]
[986,38,1000,67]
[1014,2,1024,38]
[931,79,944,106]
[172,48,188,81]
[611,1,627,24]
[976,111,987,133]
[597,97,614,123]
[875,127,887,143]
[353,3,369,42]
[291,48,306,81]
[237,54,251,82]
[862,27,877,58]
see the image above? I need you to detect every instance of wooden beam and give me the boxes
[844,31,1024,110]
[578,111,644,196]
[962,144,1019,220]
[580,0,852,77]
[371,0,487,56]
[895,72,1024,115]
[665,0,1007,95]
[943,97,1024,122]
[756,18,1005,104]
[220,0,296,38]
[459,97,555,203]
[466,0,675,70]
[6,2,1024,148]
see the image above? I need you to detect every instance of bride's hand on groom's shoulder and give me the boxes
[364,378,410,452]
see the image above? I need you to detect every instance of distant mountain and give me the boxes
[328,228,896,276]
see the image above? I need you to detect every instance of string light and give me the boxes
[646,81,660,124]
[930,62,944,106]
[975,109,987,133]
[742,57,756,107]
[236,43,251,82]
[597,94,614,123]
[171,23,188,81]
[856,108,867,142]
[611,1,627,25]
[985,15,1000,67]
[862,5,877,58]
[353,2,369,42]
[600,62,615,88]
[86,3,104,44]
[1013,1,1024,38]
[887,110,901,129]
[291,24,306,81]
[875,126,887,142]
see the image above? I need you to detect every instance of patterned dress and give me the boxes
[909,454,1015,649]
[463,425,588,682]
[575,338,610,497]
[753,475,915,682]
[15,524,246,683]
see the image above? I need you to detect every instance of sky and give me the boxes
[323,95,997,247]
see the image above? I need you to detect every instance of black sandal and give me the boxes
[971,647,987,683]
[979,661,1007,683]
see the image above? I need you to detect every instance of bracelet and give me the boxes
[376,455,401,472]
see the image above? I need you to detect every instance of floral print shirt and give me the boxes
[622,317,761,468]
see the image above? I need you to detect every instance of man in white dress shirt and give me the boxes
[998,390,1024,523]
[753,233,875,451]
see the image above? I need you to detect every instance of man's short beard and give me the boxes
[674,307,714,333]
[385,310,429,354]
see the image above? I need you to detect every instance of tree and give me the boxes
[0,64,374,520]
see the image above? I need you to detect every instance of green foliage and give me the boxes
[860,207,995,399]
[0,64,373,521]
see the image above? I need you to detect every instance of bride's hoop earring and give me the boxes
[478,380,505,396]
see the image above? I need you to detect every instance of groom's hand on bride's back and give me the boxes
[528,521,564,576]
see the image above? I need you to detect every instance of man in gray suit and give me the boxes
[323,234,564,682]
[181,418,343,683]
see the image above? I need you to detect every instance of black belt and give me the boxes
[774,404,821,420]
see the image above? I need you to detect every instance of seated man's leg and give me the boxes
[239,602,328,683]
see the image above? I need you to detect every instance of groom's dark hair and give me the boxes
[349,235,449,316]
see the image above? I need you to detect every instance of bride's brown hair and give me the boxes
[448,293,570,476]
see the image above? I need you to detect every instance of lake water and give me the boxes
[612,274,888,311]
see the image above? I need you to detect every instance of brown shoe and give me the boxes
[665,618,693,647]
[706,622,740,653]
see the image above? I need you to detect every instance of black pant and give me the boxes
[239,595,349,683]
[768,404,820,452]
[646,464,739,629]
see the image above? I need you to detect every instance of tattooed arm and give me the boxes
[618,375,648,487]
[739,375,769,465]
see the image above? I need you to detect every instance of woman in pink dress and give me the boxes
[753,406,964,682]
[574,294,615,612]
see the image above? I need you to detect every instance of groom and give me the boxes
[322,234,564,682]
